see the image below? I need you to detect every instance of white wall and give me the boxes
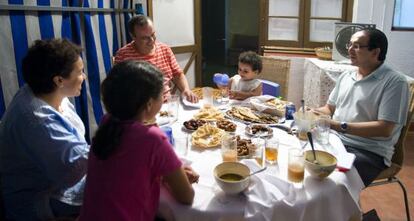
[353,0,414,77]
[152,0,196,88]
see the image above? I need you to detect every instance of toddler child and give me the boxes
[216,51,263,100]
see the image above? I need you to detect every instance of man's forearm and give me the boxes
[173,73,190,92]
[330,120,395,138]
[313,104,334,116]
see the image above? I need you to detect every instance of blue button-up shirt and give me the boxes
[0,85,89,220]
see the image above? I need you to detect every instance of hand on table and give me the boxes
[183,165,199,184]
[229,90,242,100]
[182,89,199,103]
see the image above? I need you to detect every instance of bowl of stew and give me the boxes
[213,162,250,194]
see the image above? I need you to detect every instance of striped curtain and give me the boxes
[0,0,136,142]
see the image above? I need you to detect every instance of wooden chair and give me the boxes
[367,82,414,221]
[259,57,290,99]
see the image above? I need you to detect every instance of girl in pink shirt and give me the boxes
[79,61,197,221]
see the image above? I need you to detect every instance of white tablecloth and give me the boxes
[303,58,357,108]
[158,101,364,221]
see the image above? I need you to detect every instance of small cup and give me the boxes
[202,87,214,108]
[265,138,279,164]
[221,134,237,162]
[251,137,265,167]
[287,148,305,183]
[168,94,180,122]
[316,115,330,145]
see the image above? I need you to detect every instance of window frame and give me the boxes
[392,0,414,31]
[259,0,354,52]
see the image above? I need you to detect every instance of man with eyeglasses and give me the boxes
[313,28,409,187]
[114,15,198,103]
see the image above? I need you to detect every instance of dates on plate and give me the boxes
[183,119,207,130]
[216,119,237,132]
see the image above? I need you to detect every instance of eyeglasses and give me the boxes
[139,33,156,42]
[346,42,369,50]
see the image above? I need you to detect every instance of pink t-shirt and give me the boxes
[78,122,182,221]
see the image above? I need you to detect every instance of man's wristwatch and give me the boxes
[340,122,348,132]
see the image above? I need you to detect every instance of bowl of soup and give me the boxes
[213,162,250,194]
[304,150,337,179]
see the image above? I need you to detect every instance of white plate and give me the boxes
[182,97,202,109]
[156,116,171,126]
[181,125,197,133]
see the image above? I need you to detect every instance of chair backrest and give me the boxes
[391,82,414,167]
[260,56,290,99]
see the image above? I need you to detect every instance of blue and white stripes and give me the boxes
[0,0,135,141]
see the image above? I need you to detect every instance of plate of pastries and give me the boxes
[193,106,225,121]
[191,124,225,148]
[226,106,280,124]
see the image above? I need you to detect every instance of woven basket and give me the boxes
[315,48,332,60]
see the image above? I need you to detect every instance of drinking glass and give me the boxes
[218,86,229,105]
[221,134,237,162]
[287,148,305,183]
[251,137,265,167]
[168,94,179,122]
[294,112,315,141]
[316,115,331,145]
[265,138,279,165]
[174,134,188,156]
[202,87,214,108]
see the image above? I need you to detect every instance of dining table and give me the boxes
[157,97,365,221]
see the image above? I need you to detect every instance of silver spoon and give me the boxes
[307,132,319,164]
[247,166,268,177]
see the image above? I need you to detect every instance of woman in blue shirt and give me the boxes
[0,39,89,220]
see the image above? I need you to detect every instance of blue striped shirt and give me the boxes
[0,85,89,220]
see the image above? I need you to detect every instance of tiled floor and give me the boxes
[360,133,414,221]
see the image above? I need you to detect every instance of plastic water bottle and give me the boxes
[285,103,296,120]
[219,74,229,86]
[161,126,174,146]
[213,73,222,85]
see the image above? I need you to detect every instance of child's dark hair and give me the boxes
[92,60,164,160]
[238,51,262,73]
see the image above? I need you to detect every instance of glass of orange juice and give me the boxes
[221,134,237,162]
[265,138,279,164]
[202,87,214,108]
[287,148,305,184]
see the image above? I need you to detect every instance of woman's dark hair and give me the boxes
[238,51,263,73]
[22,39,82,95]
[364,28,388,61]
[92,60,164,160]
[128,15,152,37]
